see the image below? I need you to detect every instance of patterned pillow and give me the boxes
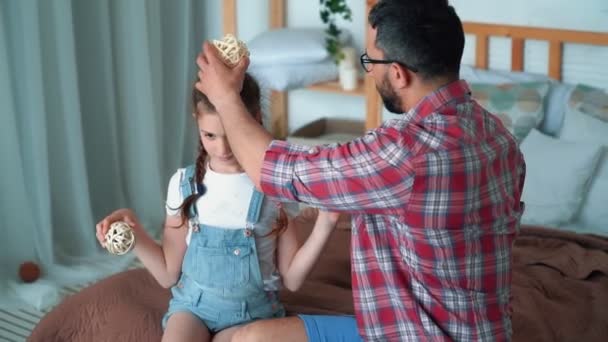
[470,82,550,141]
[568,84,608,122]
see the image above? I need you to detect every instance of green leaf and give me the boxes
[320,10,329,23]
[319,0,352,64]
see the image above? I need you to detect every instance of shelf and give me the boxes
[307,78,366,96]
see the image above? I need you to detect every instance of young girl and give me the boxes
[95,73,339,342]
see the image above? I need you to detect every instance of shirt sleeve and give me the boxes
[260,128,415,214]
[165,169,185,216]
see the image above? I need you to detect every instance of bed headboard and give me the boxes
[222,0,608,132]
[463,22,608,81]
[365,20,608,128]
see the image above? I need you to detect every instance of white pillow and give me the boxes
[559,106,608,234]
[250,60,338,91]
[248,28,351,67]
[520,129,602,227]
[540,82,576,137]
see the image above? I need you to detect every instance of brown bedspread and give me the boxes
[29,217,608,341]
[511,226,608,341]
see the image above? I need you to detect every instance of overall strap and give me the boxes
[179,164,204,219]
[180,164,197,199]
[245,189,265,229]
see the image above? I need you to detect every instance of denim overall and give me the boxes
[162,165,285,332]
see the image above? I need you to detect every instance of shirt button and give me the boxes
[308,147,318,154]
[244,229,252,237]
[233,248,241,256]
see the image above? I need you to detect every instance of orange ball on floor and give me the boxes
[19,261,41,283]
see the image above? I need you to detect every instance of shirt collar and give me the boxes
[407,79,471,121]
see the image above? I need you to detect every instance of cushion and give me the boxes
[519,129,602,227]
[456,65,571,137]
[460,65,550,84]
[250,60,338,91]
[559,106,608,235]
[567,84,608,122]
[540,82,576,136]
[248,28,351,67]
[470,82,551,141]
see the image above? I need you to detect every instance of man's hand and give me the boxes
[195,41,250,111]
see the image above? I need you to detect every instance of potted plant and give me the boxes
[319,0,353,64]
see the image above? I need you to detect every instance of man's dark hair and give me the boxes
[369,0,465,80]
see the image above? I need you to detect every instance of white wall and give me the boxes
[204,0,608,132]
[453,0,608,91]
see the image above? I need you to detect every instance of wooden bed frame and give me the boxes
[223,0,608,136]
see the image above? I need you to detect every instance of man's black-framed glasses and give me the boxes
[360,52,419,73]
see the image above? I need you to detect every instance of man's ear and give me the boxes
[389,63,411,89]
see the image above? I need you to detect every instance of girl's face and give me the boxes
[196,107,242,173]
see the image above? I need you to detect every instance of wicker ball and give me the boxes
[19,261,41,283]
[211,34,249,67]
[104,221,135,255]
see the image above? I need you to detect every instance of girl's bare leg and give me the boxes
[162,311,211,342]
[230,317,308,342]
[212,324,242,342]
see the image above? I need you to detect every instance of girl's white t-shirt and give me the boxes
[165,165,298,290]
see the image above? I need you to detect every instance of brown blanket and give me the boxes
[511,226,608,341]
[30,219,608,341]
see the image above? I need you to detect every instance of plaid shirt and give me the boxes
[261,80,525,341]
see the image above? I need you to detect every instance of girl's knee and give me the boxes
[230,323,264,342]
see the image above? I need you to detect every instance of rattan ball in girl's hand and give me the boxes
[104,221,135,255]
[211,34,250,67]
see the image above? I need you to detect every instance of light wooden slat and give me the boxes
[365,76,382,130]
[270,91,288,140]
[0,310,37,327]
[268,0,286,138]
[222,0,237,35]
[269,0,285,29]
[365,0,382,129]
[308,79,366,96]
[475,35,489,69]
[0,316,31,335]
[511,38,524,71]
[0,325,23,342]
[463,22,608,46]
[549,41,563,80]
[0,310,35,341]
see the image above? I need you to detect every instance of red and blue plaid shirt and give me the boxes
[261,80,525,341]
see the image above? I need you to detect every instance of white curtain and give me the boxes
[0,0,207,310]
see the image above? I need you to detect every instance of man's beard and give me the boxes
[377,76,403,114]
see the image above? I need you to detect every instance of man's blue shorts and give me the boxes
[298,315,363,342]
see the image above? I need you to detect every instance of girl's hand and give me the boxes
[95,208,142,248]
[317,210,341,227]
